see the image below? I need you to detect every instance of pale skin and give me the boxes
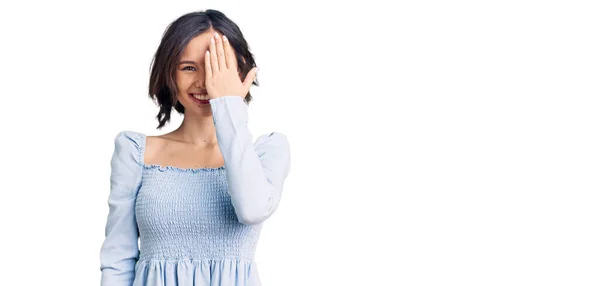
[145,29,258,169]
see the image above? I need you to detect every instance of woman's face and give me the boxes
[175,29,223,114]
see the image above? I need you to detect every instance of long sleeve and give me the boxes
[100,131,143,286]
[209,96,292,226]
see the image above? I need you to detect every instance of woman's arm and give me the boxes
[209,96,291,225]
[99,131,142,286]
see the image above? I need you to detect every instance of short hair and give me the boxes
[148,9,258,129]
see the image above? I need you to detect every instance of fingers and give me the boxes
[205,50,212,80]
[214,33,227,71]
[209,36,219,71]
[222,35,237,71]
[243,67,258,92]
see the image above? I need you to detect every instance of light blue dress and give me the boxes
[99,96,291,286]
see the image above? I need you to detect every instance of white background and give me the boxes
[0,0,598,285]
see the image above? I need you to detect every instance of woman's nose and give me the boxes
[193,79,205,88]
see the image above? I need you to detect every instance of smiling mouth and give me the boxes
[190,93,210,104]
[189,93,208,100]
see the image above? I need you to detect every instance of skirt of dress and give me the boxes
[133,258,261,286]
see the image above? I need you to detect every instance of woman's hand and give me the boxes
[205,32,258,100]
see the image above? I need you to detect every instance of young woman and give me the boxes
[99,9,291,286]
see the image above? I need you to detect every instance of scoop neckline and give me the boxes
[140,133,226,172]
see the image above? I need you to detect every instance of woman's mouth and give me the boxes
[190,94,210,104]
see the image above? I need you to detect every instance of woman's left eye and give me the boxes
[182,66,196,71]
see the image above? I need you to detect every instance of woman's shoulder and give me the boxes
[113,130,146,146]
[255,131,289,148]
[112,131,147,164]
[254,131,291,165]
[109,131,145,188]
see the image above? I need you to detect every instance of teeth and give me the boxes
[191,94,208,100]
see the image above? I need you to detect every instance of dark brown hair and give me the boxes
[148,9,258,129]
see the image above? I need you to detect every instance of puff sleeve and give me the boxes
[99,131,143,286]
[209,96,292,226]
